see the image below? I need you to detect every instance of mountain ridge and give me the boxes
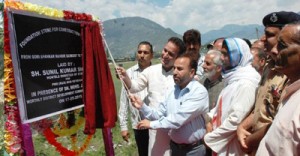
[103,17,264,58]
[103,16,181,59]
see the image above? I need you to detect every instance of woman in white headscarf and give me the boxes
[204,38,261,156]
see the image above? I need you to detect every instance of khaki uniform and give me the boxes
[247,60,288,156]
[252,61,288,132]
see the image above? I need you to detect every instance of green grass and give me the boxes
[31,59,161,156]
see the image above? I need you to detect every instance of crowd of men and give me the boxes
[116,11,300,156]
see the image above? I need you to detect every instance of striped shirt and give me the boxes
[118,64,150,130]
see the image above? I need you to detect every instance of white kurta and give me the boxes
[205,78,258,155]
[256,79,300,156]
[204,38,261,156]
[130,64,174,156]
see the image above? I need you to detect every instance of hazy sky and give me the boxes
[22,0,299,34]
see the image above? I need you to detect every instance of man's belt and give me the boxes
[171,139,204,149]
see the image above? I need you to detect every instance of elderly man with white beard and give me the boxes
[201,50,225,156]
[201,50,224,111]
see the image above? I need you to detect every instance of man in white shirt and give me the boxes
[117,37,185,156]
[130,53,209,156]
[118,41,153,156]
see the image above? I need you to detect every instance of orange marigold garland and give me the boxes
[43,121,93,155]
[30,112,94,156]
[43,128,76,156]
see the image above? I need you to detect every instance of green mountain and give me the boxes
[103,17,268,58]
[103,17,181,59]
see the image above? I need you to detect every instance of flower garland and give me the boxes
[4,1,25,10]
[52,116,85,137]
[43,128,93,156]
[29,112,94,155]
[4,1,63,18]
[3,2,23,154]
[4,1,99,155]
[41,112,93,156]
[5,1,98,21]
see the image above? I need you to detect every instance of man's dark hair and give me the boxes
[213,37,225,44]
[243,38,252,48]
[185,49,200,61]
[138,41,153,53]
[183,29,201,45]
[177,52,198,74]
[168,37,186,56]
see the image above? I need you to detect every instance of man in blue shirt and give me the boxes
[130,53,209,156]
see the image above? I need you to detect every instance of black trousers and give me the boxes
[133,129,149,156]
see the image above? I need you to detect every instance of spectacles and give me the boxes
[137,50,151,54]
